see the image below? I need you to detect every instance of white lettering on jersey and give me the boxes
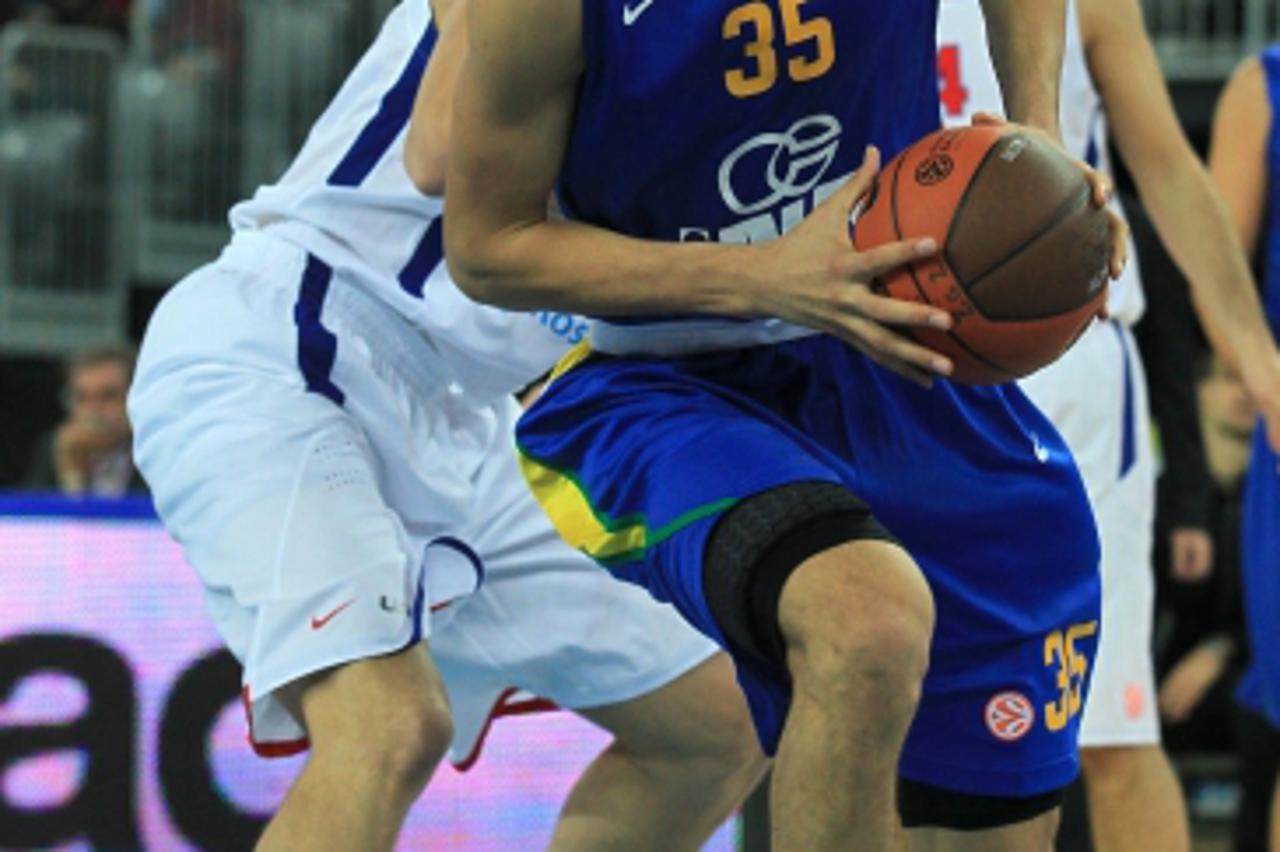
[680,112,851,244]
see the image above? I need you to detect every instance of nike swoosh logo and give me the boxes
[622,0,655,26]
[310,599,355,630]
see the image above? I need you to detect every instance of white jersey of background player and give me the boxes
[129,1,763,849]
[939,0,1280,849]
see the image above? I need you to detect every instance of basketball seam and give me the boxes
[891,138,1013,379]
[943,133,1008,264]
[960,183,1093,305]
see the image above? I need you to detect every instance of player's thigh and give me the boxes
[517,352,885,751]
[516,352,852,646]
[135,359,409,622]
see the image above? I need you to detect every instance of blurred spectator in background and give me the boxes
[151,0,240,83]
[1,0,129,105]
[24,342,145,496]
[1156,354,1251,746]
[0,0,129,39]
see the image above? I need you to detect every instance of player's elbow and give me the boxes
[1130,137,1200,198]
[445,258,501,305]
[444,229,514,307]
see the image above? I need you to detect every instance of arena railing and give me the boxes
[1143,0,1280,79]
[122,0,388,286]
[0,24,127,355]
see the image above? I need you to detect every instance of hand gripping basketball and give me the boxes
[748,145,956,387]
[852,124,1113,384]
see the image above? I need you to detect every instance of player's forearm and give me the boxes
[446,215,766,318]
[978,0,1066,136]
[1137,154,1277,373]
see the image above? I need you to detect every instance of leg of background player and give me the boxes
[550,654,768,850]
[905,810,1059,851]
[255,645,453,852]
[771,540,935,851]
[1079,744,1190,852]
[1270,769,1280,851]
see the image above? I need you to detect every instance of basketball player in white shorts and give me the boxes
[940,0,1280,848]
[128,2,765,848]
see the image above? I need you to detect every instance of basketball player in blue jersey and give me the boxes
[940,1,1280,850]
[437,1,1126,849]
[1209,47,1280,852]
[128,1,769,849]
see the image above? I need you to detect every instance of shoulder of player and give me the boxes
[1216,54,1269,123]
[469,0,584,85]
[1229,53,1267,97]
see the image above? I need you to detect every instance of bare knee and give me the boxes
[1080,744,1165,792]
[301,648,454,798]
[684,686,770,796]
[366,688,453,793]
[780,540,934,716]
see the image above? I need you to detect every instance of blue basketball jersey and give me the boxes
[558,0,941,354]
[1238,46,1280,729]
[1262,46,1280,334]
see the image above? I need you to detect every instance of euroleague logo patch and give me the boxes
[985,691,1035,742]
[914,153,955,186]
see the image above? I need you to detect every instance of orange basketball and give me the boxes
[852,125,1111,384]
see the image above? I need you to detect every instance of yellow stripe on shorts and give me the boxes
[548,339,594,383]
[517,446,738,567]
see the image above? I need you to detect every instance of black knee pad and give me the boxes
[898,778,1064,830]
[702,481,895,670]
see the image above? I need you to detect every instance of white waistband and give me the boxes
[590,318,814,356]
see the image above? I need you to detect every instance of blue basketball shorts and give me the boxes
[516,334,1102,797]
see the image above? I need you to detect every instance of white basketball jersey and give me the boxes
[936,0,1144,325]
[230,1,583,400]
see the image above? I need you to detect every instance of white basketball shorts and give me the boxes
[1021,318,1159,747]
[129,231,718,764]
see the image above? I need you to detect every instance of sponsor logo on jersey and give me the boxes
[536,311,590,345]
[985,690,1036,741]
[679,113,851,245]
[622,0,656,26]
